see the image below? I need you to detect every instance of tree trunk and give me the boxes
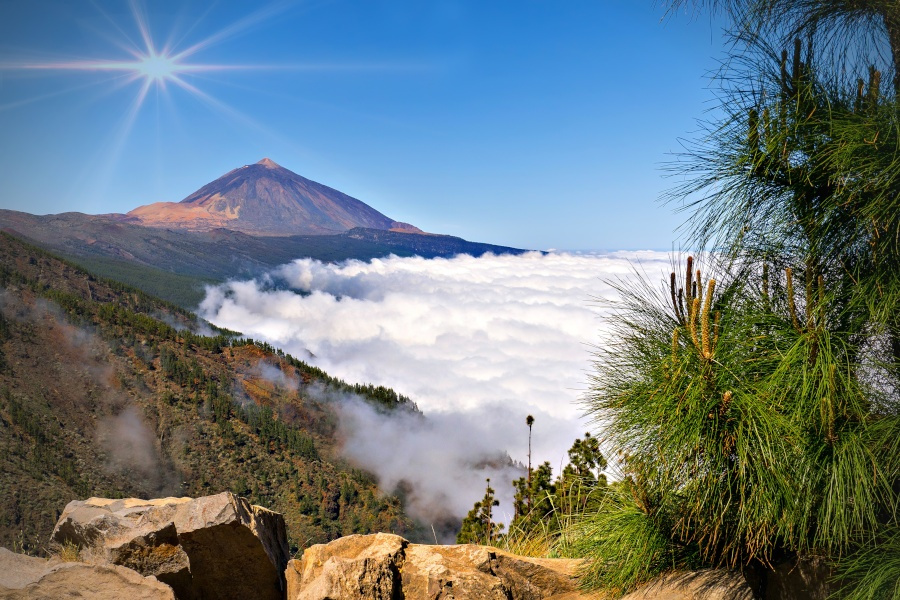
[527,425,533,510]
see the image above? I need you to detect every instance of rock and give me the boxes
[102,522,191,594]
[285,533,586,600]
[0,546,175,600]
[51,492,289,600]
[621,570,754,600]
[400,544,510,599]
[287,533,405,600]
[490,551,584,600]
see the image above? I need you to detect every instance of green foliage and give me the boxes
[70,255,219,309]
[572,483,701,596]
[506,435,608,555]
[349,383,412,410]
[241,404,318,461]
[458,433,609,558]
[3,388,90,498]
[0,233,417,552]
[666,1,900,95]
[570,3,900,597]
[578,255,898,592]
[457,478,503,545]
[838,525,900,600]
[160,347,205,388]
[512,461,555,532]
[563,432,606,480]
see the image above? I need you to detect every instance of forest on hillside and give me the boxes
[0,233,420,555]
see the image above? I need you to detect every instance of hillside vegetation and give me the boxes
[0,232,418,555]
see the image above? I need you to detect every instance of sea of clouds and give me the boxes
[199,250,671,531]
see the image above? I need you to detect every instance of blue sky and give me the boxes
[0,1,727,250]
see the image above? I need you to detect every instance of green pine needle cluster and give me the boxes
[579,255,897,594]
[572,1,900,597]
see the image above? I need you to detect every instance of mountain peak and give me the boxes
[125,159,404,236]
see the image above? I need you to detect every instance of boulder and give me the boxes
[51,492,289,600]
[285,533,586,600]
[0,546,175,600]
[287,533,405,600]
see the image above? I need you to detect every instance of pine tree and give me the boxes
[576,2,900,593]
[526,414,534,512]
[456,478,503,545]
[555,433,607,515]
[510,462,554,532]
[509,436,608,541]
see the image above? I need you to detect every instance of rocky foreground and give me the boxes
[0,492,763,599]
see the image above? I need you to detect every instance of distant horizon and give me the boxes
[3,153,673,251]
[0,1,727,250]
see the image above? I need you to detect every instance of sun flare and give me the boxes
[136,52,178,83]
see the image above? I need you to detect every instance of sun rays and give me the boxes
[0,0,308,202]
[0,0,431,214]
[0,0,319,139]
[2,1,268,95]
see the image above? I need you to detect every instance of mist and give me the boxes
[200,251,671,526]
[97,406,177,496]
[0,290,179,496]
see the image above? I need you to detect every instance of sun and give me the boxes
[136,52,179,83]
[2,0,376,159]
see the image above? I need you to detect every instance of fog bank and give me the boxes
[200,251,671,525]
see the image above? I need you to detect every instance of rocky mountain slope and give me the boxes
[0,233,419,554]
[125,158,415,236]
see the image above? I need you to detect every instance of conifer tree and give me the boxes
[456,478,503,545]
[511,462,554,531]
[575,3,900,597]
[526,414,534,510]
[509,436,608,538]
[555,433,607,515]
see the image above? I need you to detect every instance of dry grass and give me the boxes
[53,540,82,563]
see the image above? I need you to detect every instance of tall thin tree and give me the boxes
[526,414,534,510]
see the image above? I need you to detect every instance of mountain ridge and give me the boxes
[124,158,423,236]
[0,209,526,307]
[0,158,529,307]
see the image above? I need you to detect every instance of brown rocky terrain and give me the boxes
[286,532,587,600]
[0,492,764,600]
[0,548,176,600]
[50,493,289,600]
[2,492,592,600]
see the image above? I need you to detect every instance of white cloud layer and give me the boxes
[199,251,671,528]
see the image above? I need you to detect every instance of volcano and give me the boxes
[126,158,421,236]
